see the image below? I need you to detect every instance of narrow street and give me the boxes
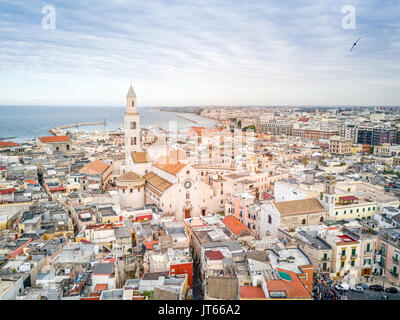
[192,256,203,300]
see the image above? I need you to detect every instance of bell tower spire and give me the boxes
[124,83,141,165]
[126,84,137,113]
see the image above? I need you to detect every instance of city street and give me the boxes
[313,273,400,300]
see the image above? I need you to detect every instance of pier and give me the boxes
[49,120,106,135]
[0,136,17,141]
[175,114,199,124]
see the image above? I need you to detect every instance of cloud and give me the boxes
[0,0,399,106]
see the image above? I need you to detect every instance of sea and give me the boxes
[0,106,218,143]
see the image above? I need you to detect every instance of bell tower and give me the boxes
[124,84,141,163]
[322,173,336,219]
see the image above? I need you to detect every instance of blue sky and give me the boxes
[0,0,399,106]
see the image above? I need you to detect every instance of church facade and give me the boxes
[117,84,216,221]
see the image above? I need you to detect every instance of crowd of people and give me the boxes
[312,273,343,300]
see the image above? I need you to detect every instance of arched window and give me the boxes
[320,216,324,222]
[302,219,306,225]
[268,215,272,224]
[132,101,134,107]
[134,137,137,145]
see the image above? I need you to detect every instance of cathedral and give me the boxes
[116,84,215,221]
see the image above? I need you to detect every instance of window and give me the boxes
[186,192,190,200]
[302,219,306,225]
[363,208,365,212]
[320,216,324,222]
[336,211,338,215]
[268,215,272,224]
[130,189,133,193]
[351,260,355,267]
[356,208,359,213]
[351,248,356,256]
[341,249,346,256]
[341,261,344,269]
[132,101,135,107]
[350,209,353,214]
[130,121,136,129]
[344,210,346,215]
[366,243,371,252]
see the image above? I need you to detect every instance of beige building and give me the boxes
[329,136,351,155]
[260,198,328,237]
[116,172,145,209]
[144,157,214,221]
[79,160,112,192]
[374,143,391,156]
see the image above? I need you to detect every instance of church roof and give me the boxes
[144,172,172,195]
[274,198,326,216]
[118,171,142,181]
[131,151,149,164]
[154,156,186,176]
[127,85,136,97]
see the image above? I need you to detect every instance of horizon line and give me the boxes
[0,104,399,108]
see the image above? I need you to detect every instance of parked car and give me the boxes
[356,283,369,290]
[369,284,384,292]
[335,283,350,291]
[385,287,398,294]
[350,284,364,293]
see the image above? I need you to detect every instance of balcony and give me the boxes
[340,255,346,260]
[364,250,373,255]
[350,254,358,259]
[321,257,330,262]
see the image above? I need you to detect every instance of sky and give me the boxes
[0,0,399,107]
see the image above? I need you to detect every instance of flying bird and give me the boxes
[350,37,362,52]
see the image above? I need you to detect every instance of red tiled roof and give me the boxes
[263,192,274,200]
[154,156,186,176]
[266,268,312,299]
[144,241,159,250]
[79,160,110,175]
[240,286,266,299]
[205,250,224,261]
[95,284,108,292]
[0,141,20,147]
[339,196,358,201]
[337,234,358,244]
[25,179,38,185]
[190,127,204,135]
[39,135,70,143]
[222,215,250,236]
[0,188,16,195]
[48,186,66,192]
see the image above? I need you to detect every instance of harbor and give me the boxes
[49,120,106,135]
